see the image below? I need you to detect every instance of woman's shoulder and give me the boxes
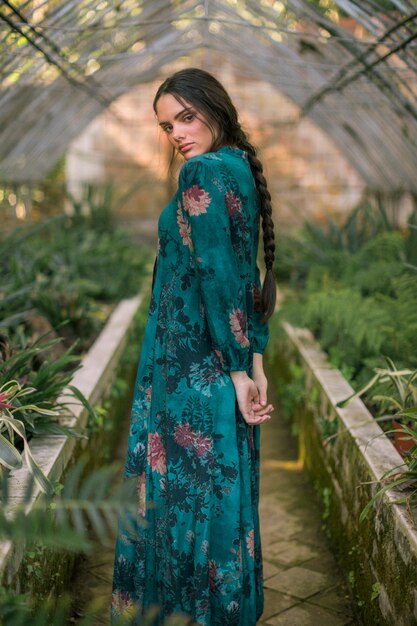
[179,147,248,184]
[180,151,223,175]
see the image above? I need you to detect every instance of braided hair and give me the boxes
[153,67,276,322]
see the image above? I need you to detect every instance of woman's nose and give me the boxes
[172,125,185,142]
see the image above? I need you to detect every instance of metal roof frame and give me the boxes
[1,0,417,191]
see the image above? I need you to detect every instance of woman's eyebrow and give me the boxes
[158,107,193,126]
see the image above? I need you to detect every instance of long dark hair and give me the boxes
[153,67,276,323]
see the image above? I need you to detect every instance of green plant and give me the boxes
[66,181,116,233]
[405,209,417,270]
[1,209,150,352]
[0,335,79,424]
[277,201,417,391]
[0,455,138,551]
[355,403,417,523]
[276,199,417,526]
[0,455,191,626]
[0,379,59,493]
[276,360,306,422]
[86,403,108,433]
[348,570,356,588]
[336,358,417,520]
[274,199,394,289]
[322,486,332,521]
[337,357,417,414]
[0,330,103,491]
[24,543,48,583]
[371,581,381,601]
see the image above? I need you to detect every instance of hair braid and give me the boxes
[234,128,276,322]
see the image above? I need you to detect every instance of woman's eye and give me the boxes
[163,126,172,134]
[184,114,194,122]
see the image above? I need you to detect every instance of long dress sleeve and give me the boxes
[177,158,251,372]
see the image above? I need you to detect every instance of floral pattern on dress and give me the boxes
[182,184,211,215]
[177,204,193,249]
[246,529,255,558]
[147,431,166,474]
[189,354,228,397]
[112,589,137,619]
[229,308,250,348]
[225,189,242,216]
[111,146,269,626]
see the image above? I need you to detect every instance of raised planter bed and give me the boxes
[275,321,417,626]
[0,290,147,595]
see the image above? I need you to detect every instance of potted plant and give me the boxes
[357,405,417,522]
[337,357,417,456]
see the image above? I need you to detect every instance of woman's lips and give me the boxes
[180,143,194,152]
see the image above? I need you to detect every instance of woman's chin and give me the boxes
[181,146,209,160]
[183,148,198,159]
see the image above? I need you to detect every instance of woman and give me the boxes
[111,67,276,626]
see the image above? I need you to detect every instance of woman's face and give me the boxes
[155,93,217,160]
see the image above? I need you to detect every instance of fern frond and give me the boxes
[0,455,142,552]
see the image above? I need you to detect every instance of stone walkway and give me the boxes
[70,362,357,625]
[257,377,356,625]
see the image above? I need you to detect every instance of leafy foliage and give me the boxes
[276,199,417,520]
[0,379,59,493]
[0,196,151,486]
[0,328,93,489]
[275,201,417,388]
[337,357,417,414]
[1,206,150,351]
[0,455,191,625]
[0,454,139,551]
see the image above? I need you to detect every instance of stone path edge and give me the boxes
[281,321,417,626]
[0,292,144,586]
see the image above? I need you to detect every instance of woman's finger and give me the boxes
[253,403,273,415]
[259,385,267,406]
[254,377,268,406]
[244,413,271,425]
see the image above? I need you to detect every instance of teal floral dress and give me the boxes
[111,145,269,626]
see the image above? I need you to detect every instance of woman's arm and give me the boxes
[177,157,273,425]
[177,158,250,372]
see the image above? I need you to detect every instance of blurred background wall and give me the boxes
[66,50,365,245]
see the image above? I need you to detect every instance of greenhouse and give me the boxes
[1,1,417,625]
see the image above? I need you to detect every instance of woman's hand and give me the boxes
[251,352,273,417]
[252,352,268,407]
[230,371,273,425]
